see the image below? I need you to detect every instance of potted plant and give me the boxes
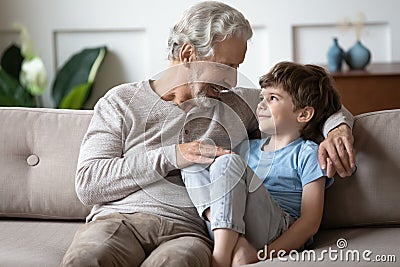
[0,24,107,109]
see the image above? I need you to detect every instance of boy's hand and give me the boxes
[318,124,356,178]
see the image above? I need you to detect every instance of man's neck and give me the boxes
[150,64,196,106]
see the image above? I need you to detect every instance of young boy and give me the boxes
[182,61,342,267]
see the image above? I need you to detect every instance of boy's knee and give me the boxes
[211,154,244,171]
[210,154,246,179]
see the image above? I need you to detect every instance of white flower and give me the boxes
[20,56,47,95]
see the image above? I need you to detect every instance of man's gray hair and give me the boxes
[167,1,253,61]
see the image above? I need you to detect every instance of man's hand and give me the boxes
[318,124,356,178]
[176,140,231,169]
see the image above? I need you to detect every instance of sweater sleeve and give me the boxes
[322,105,354,137]
[75,97,176,206]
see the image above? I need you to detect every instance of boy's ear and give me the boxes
[297,106,314,123]
[179,43,196,64]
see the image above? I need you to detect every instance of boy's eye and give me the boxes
[270,95,278,101]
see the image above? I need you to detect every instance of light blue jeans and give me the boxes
[181,154,294,250]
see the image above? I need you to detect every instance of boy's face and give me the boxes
[257,86,302,136]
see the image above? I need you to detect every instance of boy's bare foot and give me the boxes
[231,236,258,267]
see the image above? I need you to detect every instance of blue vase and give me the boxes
[327,38,345,72]
[345,40,371,70]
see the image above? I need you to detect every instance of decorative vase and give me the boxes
[327,37,345,72]
[345,40,371,70]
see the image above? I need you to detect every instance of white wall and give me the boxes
[1,0,399,108]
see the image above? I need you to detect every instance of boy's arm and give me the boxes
[266,177,326,257]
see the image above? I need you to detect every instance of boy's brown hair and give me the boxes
[259,61,341,142]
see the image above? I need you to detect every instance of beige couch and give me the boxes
[0,107,399,267]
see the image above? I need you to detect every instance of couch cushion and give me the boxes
[0,107,93,219]
[321,109,400,228]
[0,219,83,267]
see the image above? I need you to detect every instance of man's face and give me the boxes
[192,36,247,99]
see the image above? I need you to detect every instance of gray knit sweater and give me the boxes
[75,80,353,231]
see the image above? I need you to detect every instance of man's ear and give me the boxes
[297,106,314,123]
[179,43,196,64]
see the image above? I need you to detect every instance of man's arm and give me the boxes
[319,106,356,178]
[75,97,177,206]
[266,178,326,256]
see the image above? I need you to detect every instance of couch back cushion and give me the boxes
[0,107,93,220]
[321,109,400,228]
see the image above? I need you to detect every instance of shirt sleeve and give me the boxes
[298,141,329,188]
[75,96,176,206]
[322,105,354,137]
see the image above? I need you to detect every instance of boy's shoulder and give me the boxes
[299,139,319,152]
[296,139,329,186]
[295,139,320,163]
[274,138,319,156]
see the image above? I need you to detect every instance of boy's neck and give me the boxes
[262,133,301,152]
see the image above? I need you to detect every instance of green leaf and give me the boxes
[59,83,91,109]
[0,68,35,107]
[1,44,24,80]
[52,46,107,108]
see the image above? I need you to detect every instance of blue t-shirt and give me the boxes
[236,137,333,219]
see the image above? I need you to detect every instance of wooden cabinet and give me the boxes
[330,63,400,115]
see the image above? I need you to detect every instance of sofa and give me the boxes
[0,107,399,267]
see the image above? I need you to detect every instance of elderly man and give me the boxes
[62,1,355,266]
